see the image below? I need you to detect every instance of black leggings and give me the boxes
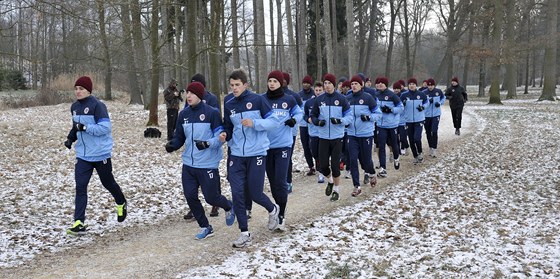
[318,138,343,178]
[451,106,463,129]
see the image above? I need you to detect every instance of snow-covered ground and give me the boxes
[1,94,559,278]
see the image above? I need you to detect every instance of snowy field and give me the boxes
[0,93,559,278]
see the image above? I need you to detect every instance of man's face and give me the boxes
[377,83,387,91]
[324,80,335,93]
[314,86,324,96]
[428,85,435,91]
[75,86,90,100]
[186,91,201,106]
[351,81,362,93]
[408,83,417,91]
[451,81,458,86]
[268,78,281,91]
[302,83,311,91]
[365,80,372,88]
[230,78,248,97]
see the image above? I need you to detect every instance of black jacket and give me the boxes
[444,85,467,109]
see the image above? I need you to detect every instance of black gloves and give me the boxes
[317,120,326,127]
[330,118,342,125]
[64,140,72,149]
[195,140,210,150]
[284,118,297,127]
[75,123,86,131]
[417,105,425,112]
[435,102,440,107]
[402,99,407,106]
[361,115,371,121]
[429,98,434,103]
[165,141,174,153]
[381,106,392,113]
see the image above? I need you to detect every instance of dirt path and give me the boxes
[1,106,472,278]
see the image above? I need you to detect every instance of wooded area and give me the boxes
[0,0,558,123]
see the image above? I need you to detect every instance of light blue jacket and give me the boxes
[401,89,429,123]
[376,89,404,129]
[263,92,303,148]
[423,88,446,118]
[346,90,381,137]
[310,91,353,140]
[224,90,281,157]
[68,96,113,162]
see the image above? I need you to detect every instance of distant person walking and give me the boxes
[64,76,127,236]
[444,77,468,135]
[164,79,183,140]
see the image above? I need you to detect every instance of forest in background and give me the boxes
[0,0,558,124]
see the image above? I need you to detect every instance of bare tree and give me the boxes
[346,0,355,77]
[276,0,284,69]
[503,0,517,99]
[386,0,403,78]
[97,0,112,100]
[322,0,334,73]
[254,0,267,92]
[119,1,143,104]
[131,0,149,106]
[186,0,197,79]
[286,0,298,85]
[488,0,504,105]
[539,0,557,101]
[231,0,241,68]
[296,0,308,81]
[209,0,222,96]
[269,0,276,68]
[315,0,323,80]
[148,0,161,126]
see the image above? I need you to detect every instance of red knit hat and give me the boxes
[282,72,291,85]
[187,82,205,100]
[427,78,436,86]
[408,78,418,85]
[452,76,459,83]
[268,70,285,84]
[75,76,93,93]
[393,82,401,90]
[323,73,336,85]
[377,76,389,87]
[302,75,314,85]
[350,75,363,86]
[398,79,406,87]
[342,80,351,88]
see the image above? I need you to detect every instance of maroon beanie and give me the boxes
[408,78,418,85]
[187,81,205,100]
[342,80,351,88]
[377,76,389,87]
[282,72,291,85]
[268,70,285,84]
[427,78,436,86]
[393,82,401,90]
[452,76,459,83]
[302,75,314,85]
[75,76,93,93]
[323,73,336,85]
[350,75,363,86]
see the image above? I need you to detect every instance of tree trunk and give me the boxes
[269,0,276,68]
[462,20,474,87]
[97,1,112,100]
[539,0,558,101]
[504,0,517,99]
[148,0,161,126]
[297,0,308,82]
[186,0,197,79]
[286,0,298,84]
[385,0,401,78]
[346,0,355,77]
[231,0,241,68]
[315,0,323,80]
[120,2,143,104]
[131,0,149,106]
[322,0,334,73]
[209,0,222,96]
[174,3,182,80]
[364,0,378,76]
[399,0,412,78]
[488,0,504,105]
[276,0,284,70]
[254,0,267,92]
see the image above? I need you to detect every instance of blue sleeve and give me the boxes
[254,95,282,131]
[208,110,224,148]
[290,101,303,122]
[392,95,404,114]
[310,96,321,125]
[340,97,353,125]
[86,102,111,136]
[369,97,382,123]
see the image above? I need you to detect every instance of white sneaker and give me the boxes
[344,170,351,179]
[232,232,252,248]
[431,149,437,158]
[429,148,434,157]
[276,217,286,232]
[418,153,424,163]
[318,174,325,183]
[268,204,280,230]
[400,148,406,156]
[394,157,400,170]
[377,167,387,178]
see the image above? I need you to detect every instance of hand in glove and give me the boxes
[75,123,86,131]
[330,118,342,125]
[381,106,392,113]
[194,140,210,150]
[429,98,434,103]
[435,102,441,108]
[165,141,175,153]
[64,140,73,149]
[360,115,371,121]
[284,118,297,127]
[417,105,425,112]
[402,99,407,106]
[317,120,326,127]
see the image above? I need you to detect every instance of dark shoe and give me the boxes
[351,188,362,197]
[184,210,194,220]
[363,174,369,185]
[455,128,460,135]
[210,206,219,217]
[66,220,88,236]
[330,191,340,201]
[306,168,316,176]
[116,201,127,222]
[325,182,334,196]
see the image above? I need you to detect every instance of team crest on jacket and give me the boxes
[199,114,206,121]
[359,99,364,105]
[436,92,440,96]
[282,102,288,109]
[334,100,339,105]
[84,107,90,114]
[416,95,420,99]
[384,96,389,100]
[246,102,253,109]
